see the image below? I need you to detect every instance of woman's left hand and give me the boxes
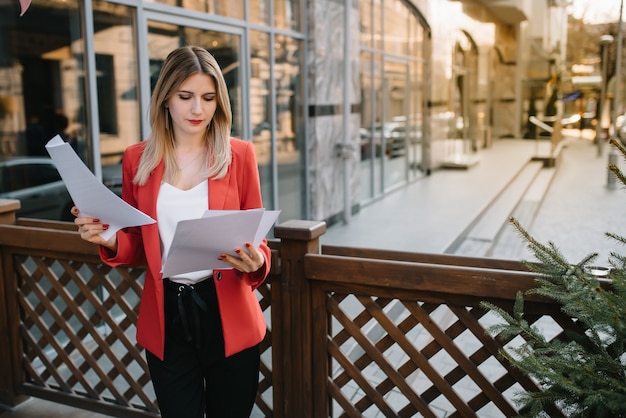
[219,242,265,273]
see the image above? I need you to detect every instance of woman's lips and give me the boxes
[189,119,203,125]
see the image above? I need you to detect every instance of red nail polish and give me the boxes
[245,243,251,248]
[235,249,241,254]
[93,218,100,223]
[103,224,109,230]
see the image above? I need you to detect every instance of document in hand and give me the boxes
[45,135,156,240]
[161,209,281,277]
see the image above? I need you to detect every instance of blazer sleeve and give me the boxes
[233,139,271,289]
[99,145,147,268]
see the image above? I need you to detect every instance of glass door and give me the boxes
[382,59,408,191]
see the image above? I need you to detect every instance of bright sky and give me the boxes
[569,0,625,24]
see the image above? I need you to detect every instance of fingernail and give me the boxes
[245,243,251,248]
[218,255,225,260]
[93,218,100,223]
[235,249,241,254]
[103,224,109,230]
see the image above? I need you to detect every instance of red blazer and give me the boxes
[100,138,270,360]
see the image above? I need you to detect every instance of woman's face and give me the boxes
[166,72,218,140]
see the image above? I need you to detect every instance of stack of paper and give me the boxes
[45,135,281,275]
[45,135,156,240]
[163,209,281,276]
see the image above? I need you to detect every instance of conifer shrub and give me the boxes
[481,139,626,417]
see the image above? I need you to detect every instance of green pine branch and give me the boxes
[481,141,626,417]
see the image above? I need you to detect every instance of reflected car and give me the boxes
[0,157,122,222]
[360,120,421,160]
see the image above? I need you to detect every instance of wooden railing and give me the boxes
[0,199,575,417]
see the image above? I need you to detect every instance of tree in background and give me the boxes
[482,140,626,417]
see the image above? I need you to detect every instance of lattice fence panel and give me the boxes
[15,253,158,414]
[325,292,569,418]
[13,252,276,417]
[255,276,275,416]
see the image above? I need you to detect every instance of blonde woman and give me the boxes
[73,45,270,417]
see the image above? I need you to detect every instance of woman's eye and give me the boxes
[178,95,191,100]
[204,96,215,102]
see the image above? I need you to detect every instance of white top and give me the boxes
[157,180,213,284]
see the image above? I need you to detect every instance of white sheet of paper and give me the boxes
[45,135,155,240]
[162,209,281,277]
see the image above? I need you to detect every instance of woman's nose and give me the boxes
[191,97,202,114]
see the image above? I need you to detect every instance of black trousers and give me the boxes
[146,278,260,418]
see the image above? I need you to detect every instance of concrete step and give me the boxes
[447,159,556,258]
[489,166,557,259]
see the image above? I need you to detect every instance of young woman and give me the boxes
[73,45,270,417]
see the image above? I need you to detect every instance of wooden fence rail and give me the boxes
[0,199,575,417]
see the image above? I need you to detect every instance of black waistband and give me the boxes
[163,276,213,291]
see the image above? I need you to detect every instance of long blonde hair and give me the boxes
[134,45,232,185]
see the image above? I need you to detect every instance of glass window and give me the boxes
[214,0,244,19]
[410,16,425,60]
[275,35,304,220]
[408,60,423,179]
[28,163,63,187]
[373,0,383,50]
[359,0,373,49]
[0,0,89,163]
[384,0,407,55]
[382,60,408,189]
[92,1,141,167]
[359,51,375,200]
[249,0,270,26]
[359,0,425,198]
[274,0,301,31]
[250,31,273,209]
[147,22,243,138]
[144,0,244,19]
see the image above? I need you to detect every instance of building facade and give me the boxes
[0,0,567,225]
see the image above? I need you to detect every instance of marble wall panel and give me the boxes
[309,0,345,104]
[308,114,345,219]
[307,0,362,221]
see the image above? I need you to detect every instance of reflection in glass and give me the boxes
[373,0,382,50]
[275,35,304,221]
[249,0,270,26]
[409,60,423,179]
[359,0,373,49]
[359,0,425,198]
[147,22,242,137]
[250,31,273,209]
[144,0,243,19]
[0,0,88,163]
[274,0,301,31]
[360,52,374,200]
[214,0,244,19]
[382,60,408,190]
[384,0,408,55]
[411,17,425,60]
[92,1,140,167]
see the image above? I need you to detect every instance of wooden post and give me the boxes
[272,220,326,418]
[0,199,19,225]
[0,199,27,407]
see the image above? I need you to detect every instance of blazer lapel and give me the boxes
[208,169,231,210]
[139,161,164,274]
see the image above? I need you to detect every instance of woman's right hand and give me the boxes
[71,206,118,251]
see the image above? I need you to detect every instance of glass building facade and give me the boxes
[1,0,542,226]
[1,0,308,223]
